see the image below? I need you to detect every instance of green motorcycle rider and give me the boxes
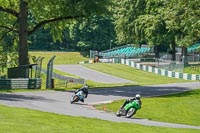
[121,94,142,109]
[116,94,142,118]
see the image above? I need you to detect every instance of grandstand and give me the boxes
[90,42,199,60]
[89,42,200,64]
[98,44,153,58]
[87,43,200,74]
[187,43,200,53]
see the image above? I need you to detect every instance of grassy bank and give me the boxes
[95,89,200,126]
[29,51,89,68]
[83,63,189,85]
[0,105,199,133]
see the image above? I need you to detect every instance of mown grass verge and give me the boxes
[83,63,190,85]
[95,89,200,126]
[0,105,199,133]
[29,51,89,68]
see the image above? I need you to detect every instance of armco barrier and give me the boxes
[121,59,200,81]
[0,78,42,89]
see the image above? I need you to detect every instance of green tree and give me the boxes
[162,0,200,62]
[133,0,169,58]
[0,0,110,66]
[113,0,200,61]
[72,16,116,51]
[29,16,116,52]
[113,0,146,44]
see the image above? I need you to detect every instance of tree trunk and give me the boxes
[18,0,29,66]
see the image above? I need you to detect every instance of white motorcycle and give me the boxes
[70,90,86,104]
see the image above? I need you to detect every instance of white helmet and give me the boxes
[84,85,88,88]
[135,94,141,99]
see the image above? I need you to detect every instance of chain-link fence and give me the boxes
[155,58,184,72]
[89,50,98,59]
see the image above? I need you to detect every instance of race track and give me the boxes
[0,64,200,129]
[54,65,133,84]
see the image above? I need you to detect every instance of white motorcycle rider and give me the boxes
[70,85,89,104]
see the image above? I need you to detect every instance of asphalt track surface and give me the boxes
[54,65,133,84]
[0,65,200,130]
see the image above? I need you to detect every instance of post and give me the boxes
[110,40,113,49]
[39,57,45,78]
[89,50,92,59]
[46,55,56,89]
[35,56,44,78]
[35,57,40,78]
[182,56,185,64]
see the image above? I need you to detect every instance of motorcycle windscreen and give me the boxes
[76,91,85,100]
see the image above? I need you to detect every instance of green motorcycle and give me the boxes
[116,100,141,118]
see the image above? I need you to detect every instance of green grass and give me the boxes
[29,51,89,68]
[83,63,189,85]
[0,105,199,133]
[184,64,200,74]
[95,89,200,126]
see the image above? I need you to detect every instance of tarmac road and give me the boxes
[54,65,133,84]
[0,82,200,130]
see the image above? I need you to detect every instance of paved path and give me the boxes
[54,65,133,84]
[0,82,200,130]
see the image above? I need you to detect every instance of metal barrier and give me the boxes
[0,78,42,89]
[155,58,184,73]
[7,64,38,78]
[53,73,85,86]
[34,56,45,78]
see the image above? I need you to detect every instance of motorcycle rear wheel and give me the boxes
[116,110,121,117]
[126,108,136,118]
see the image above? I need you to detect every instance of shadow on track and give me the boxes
[0,93,56,102]
[89,85,193,98]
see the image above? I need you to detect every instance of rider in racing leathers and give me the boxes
[75,85,89,102]
[120,94,142,109]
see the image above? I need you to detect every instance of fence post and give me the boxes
[46,55,56,89]
[182,56,185,64]
[35,56,44,78]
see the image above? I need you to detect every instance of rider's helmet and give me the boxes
[84,85,88,89]
[135,94,141,99]
[82,85,88,92]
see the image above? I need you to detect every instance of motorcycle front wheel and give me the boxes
[126,108,136,118]
[70,95,79,104]
[116,110,121,117]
